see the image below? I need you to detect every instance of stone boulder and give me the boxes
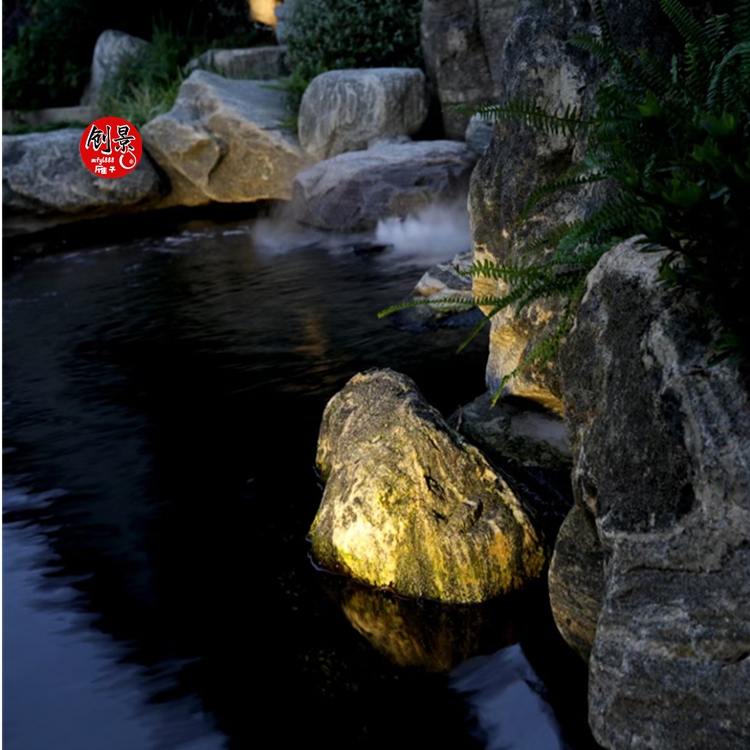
[553,239,750,749]
[81,30,150,106]
[309,369,548,603]
[298,68,429,160]
[142,70,310,206]
[292,140,476,232]
[420,0,518,138]
[465,114,494,155]
[453,391,571,471]
[387,251,486,331]
[468,0,680,411]
[184,46,287,79]
[3,128,164,235]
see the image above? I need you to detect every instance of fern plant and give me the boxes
[380,0,750,402]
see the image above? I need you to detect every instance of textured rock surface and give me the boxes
[142,71,309,206]
[298,68,428,160]
[469,0,677,410]
[81,30,150,106]
[3,128,164,235]
[465,115,494,154]
[184,46,287,79]
[557,239,750,749]
[292,140,476,232]
[310,369,548,603]
[420,0,517,138]
[547,503,604,663]
[453,392,571,471]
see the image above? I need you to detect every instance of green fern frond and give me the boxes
[519,170,607,221]
[659,0,716,57]
[473,98,592,138]
[377,294,475,319]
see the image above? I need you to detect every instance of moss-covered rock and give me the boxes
[309,369,548,603]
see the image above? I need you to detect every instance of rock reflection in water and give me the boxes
[326,577,524,672]
[451,645,568,750]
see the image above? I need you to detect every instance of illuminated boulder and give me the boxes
[142,70,311,206]
[298,68,429,160]
[309,369,548,603]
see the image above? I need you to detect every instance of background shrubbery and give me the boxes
[283,0,423,112]
[2,0,273,110]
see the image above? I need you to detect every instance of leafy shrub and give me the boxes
[382,0,750,397]
[2,0,99,109]
[284,0,422,108]
[2,0,273,111]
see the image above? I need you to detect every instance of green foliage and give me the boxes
[382,0,750,400]
[283,0,423,118]
[2,0,273,111]
[96,25,193,128]
[3,0,99,109]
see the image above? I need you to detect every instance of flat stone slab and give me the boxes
[184,46,287,79]
[292,140,477,232]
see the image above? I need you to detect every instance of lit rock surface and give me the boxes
[81,30,150,106]
[298,68,428,160]
[309,369,548,603]
[142,70,309,206]
[554,239,750,749]
[2,128,164,235]
[292,140,476,232]
[468,0,678,411]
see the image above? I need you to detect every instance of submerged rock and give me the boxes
[142,70,310,206]
[298,68,428,160]
[309,369,548,603]
[292,140,476,232]
[554,238,750,749]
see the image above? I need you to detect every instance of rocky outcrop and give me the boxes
[2,128,165,235]
[292,140,476,232]
[298,68,429,160]
[142,70,310,206]
[464,114,494,155]
[309,369,548,603]
[552,239,750,749]
[184,46,287,79]
[420,0,518,138]
[81,30,150,106]
[468,0,679,411]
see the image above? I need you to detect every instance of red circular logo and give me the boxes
[79,116,143,178]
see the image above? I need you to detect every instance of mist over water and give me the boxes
[375,202,472,259]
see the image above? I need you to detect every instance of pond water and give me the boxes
[3,206,598,750]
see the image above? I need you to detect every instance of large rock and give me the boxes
[468,0,679,411]
[420,0,518,138]
[3,128,164,235]
[142,70,310,206]
[292,140,476,232]
[554,239,750,749]
[184,46,287,79]
[298,68,429,160]
[81,30,150,106]
[309,369,548,603]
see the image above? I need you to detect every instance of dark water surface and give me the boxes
[3,211,596,750]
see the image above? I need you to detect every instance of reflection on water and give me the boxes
[3,211,595,750]
[452,645,568,750]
